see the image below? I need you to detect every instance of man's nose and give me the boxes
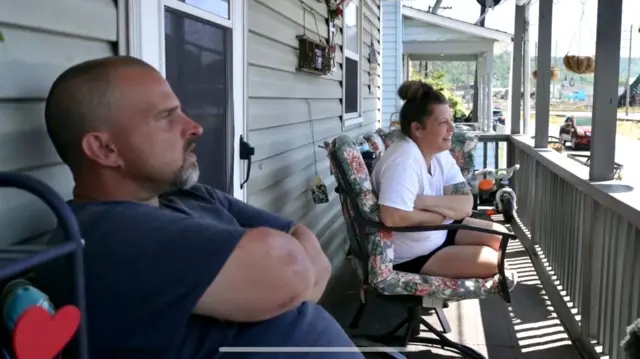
[185,116,203,137]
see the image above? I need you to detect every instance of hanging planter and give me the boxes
[563,55,595,75]
[532,66,559,81]
[563,1,595,75]
[475,0,504,7]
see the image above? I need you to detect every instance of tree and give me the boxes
[411,68,467,118]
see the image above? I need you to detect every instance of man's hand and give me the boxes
[289,224,332,303]
[414,181,473,220]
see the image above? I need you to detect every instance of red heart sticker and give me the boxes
[13,306,81,359]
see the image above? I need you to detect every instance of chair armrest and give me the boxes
[363,219,518,239]
[358,217,515,303]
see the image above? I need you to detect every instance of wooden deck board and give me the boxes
[320,239,583,359]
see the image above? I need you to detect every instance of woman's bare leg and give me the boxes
[419,245,499,279]
[454,217,509,251]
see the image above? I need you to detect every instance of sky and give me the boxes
[404,0,640,57]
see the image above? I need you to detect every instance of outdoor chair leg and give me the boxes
[413,317,486,359]
[435,308,452,334]
[362,304,485,359]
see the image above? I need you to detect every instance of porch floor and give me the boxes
[321,238,583,358]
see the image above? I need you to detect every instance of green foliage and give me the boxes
[423,51,640,88]
[0,30,4,42]
[410,68,467,118]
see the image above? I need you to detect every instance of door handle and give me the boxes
[239,135,255,190]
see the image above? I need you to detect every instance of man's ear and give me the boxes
[81,132,122,168]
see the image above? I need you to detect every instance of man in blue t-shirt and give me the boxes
[39,56,365,359]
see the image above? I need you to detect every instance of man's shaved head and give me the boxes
[44,56,157,169]
[45,56,203,201]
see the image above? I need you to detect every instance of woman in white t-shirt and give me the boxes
[371,80,508,279]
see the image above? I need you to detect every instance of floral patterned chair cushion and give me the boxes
[363,132,386,157]
[451,131,478,181]
[328,135,516,300]
[375,128,403,150]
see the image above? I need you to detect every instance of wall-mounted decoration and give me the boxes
[367,35,378,95]
[297,35,332,75]
[325,0,344,72]
[326,0,345,23]
[328,22,337,71]
[305,100,329,204]
[296,4,332,75]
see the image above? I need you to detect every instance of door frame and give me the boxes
[122,0,247,201]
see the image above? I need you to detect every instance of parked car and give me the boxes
[559,115,592,150]
[492,109,505,131]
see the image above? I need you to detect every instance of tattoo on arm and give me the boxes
[446,181,472,195]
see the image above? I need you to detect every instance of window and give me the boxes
[181,0,229,20]
[342,0,361,118]
[164,9,232,193]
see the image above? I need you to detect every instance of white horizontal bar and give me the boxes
[220,347,411,352]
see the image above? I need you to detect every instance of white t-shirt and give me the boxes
[371,136,466,264]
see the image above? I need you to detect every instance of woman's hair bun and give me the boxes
[397,80,436,101]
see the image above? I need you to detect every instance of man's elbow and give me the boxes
[197,228,315,322]
[267,236,316,312]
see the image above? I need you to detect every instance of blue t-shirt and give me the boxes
[37,184,362,359]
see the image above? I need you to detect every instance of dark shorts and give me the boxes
[392,218,465,274]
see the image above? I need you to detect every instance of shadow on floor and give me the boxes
[320,239,582,359]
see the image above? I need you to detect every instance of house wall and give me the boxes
[245,0,381,270]
[0,0,117,245]
[380,0,401,129]
[0,0,382,272]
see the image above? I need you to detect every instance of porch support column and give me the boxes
[472,60,480,124]
[509,4,525,134]
[476,56,486,130]
[522,3,531,135]
[533,0,553,148]
[402,53,410,81]
[589,0,623,181]
[485,49,494,132]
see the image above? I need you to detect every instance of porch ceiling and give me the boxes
[402,5,512,58]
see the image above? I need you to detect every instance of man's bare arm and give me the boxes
[193,227,315,322]
[379,205,446,227]
[289,224,332,303]
[413,181,473,220]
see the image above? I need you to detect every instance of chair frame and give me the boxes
[329,145,518,359]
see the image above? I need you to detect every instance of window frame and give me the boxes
[341,0,363,127]
[123,0,247,201]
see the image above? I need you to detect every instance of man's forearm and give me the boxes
[289,224,331,302]
[414,194,473,220]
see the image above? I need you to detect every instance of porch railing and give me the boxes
[485,133,640,359]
